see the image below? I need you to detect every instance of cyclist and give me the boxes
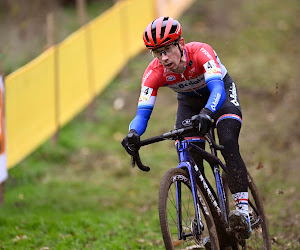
[121,16,251,240]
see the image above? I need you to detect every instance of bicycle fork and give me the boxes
[175,140,203,240]
[175,139,232,245]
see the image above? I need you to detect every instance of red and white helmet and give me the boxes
[143,17,182,50]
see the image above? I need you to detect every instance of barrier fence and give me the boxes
[5,0,195,168]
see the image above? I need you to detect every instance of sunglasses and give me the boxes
[151,42,178,59]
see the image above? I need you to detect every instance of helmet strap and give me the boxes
[175,42,183,58]
[174,37,183,58]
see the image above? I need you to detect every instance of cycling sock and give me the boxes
[232,192,249,216]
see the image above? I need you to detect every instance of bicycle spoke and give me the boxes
[159,169,219,249]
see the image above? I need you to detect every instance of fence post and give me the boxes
[119,0,130,80]
[0,48,7,205]
[46,12,55,48]
[46,12,60,144]
[76,0,97,120]
[76,0,87,26]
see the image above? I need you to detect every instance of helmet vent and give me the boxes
[170,21,178,34]
[144,31,149,43]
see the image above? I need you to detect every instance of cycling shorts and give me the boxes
[175,73,242,130]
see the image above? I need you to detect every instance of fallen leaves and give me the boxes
[256,162,264,170]
[12,235,28,242]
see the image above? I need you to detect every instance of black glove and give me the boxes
[191,108,213,136]
[121,129,140,156]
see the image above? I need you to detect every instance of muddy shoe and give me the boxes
[229,210,252,239]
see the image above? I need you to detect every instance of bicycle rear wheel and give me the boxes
[158,168,219,250]
[222,172,272,249]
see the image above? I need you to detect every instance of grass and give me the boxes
[1,0,300,249]
[0,75,174,248]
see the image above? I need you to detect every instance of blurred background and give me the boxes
[0,0,114,74]
[0,0,299,249]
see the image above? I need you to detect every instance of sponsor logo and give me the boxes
[200,48,213,60]
[211,93,221,111]
[207,68,221,75]
[172,175,189,183]
[229,82,240,106]
[182,119,192,126]
[199,174,222,214]
[178,77,205,89]
[198,194,210,215]
[142,70,152,85]
[189,67,195,75]
[166,75,176,81]
[168,75,206,93]
[194,164,199,172]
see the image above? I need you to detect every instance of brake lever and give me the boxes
[133,150,150,172]
[205,130,224,151]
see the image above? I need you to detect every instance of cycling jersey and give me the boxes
[130,42,228,135]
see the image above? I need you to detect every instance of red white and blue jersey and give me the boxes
[130,42,228,135]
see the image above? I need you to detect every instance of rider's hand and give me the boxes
[191,108,213,137]
[121,129,140,156]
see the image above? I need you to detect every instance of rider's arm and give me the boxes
[198,44,226,113]
[129,106,153,135]
[205,78,226,112]
[129,95,156,135]
[129,67,160,136]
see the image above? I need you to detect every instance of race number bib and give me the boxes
[140,86,153,101]
[203,60,221,75]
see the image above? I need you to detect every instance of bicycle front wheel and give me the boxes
[222,172,272,249]
[158,168,219,250]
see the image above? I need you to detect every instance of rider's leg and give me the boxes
[213,74,250,219]
[214,75,252,239]
[216,116,249,214]
[216,113,251,239]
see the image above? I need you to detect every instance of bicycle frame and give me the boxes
[175,137,229,240]
[132,125,271,249]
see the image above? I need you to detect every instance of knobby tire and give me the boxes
[158,168,219,250]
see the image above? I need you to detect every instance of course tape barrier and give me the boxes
[5,0,194,168]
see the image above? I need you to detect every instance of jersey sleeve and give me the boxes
[129,66,160,135]
[197,44,226,113]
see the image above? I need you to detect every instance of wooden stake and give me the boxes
[76,0,97,121]
[46,12,55,49]
[46,12,60,144]
[76,0,87,25]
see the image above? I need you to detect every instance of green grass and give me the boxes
[1,0,300,249]
[0,77,173,248]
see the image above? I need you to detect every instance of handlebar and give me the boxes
[140,126,194,147]
[130,126,224,172]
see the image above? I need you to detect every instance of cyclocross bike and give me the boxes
[128,125,271,249]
